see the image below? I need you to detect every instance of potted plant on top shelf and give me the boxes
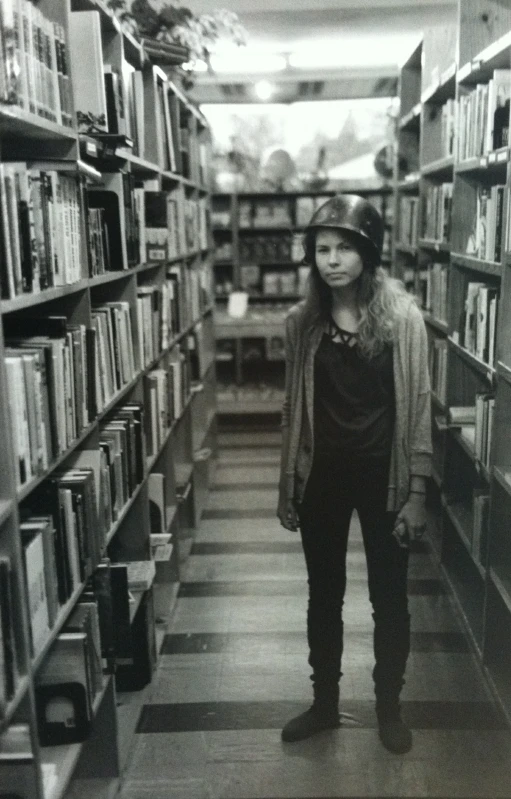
[107,0,246,83]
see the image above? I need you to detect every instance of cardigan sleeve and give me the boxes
[279,310,297,499]
[281,310,297,429]
[407,302,433,477]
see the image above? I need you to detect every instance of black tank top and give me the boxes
[313,319,395,460]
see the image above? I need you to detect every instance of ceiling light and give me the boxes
[254,80,275,101]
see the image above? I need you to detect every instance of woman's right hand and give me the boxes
[278,496,299,532]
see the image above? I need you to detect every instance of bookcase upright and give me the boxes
[393,1,511,727]
[0,1,216,797]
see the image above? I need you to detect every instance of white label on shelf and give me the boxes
[497,149,509,163]
[488,152,497,163]
[479,156,488,167]
[452,331,459,345]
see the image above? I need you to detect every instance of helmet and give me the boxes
[306,194,383,264]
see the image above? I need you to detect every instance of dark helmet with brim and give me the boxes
[306,193,384,265]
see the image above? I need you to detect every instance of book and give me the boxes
[109,563,132,663]
[126,560,156,592]
[0,557,19,707]
[68,10,107,132]
[19,515,59,628]
[115,590,156,691]
[448,406,476,425]
[148,472,166,534]
[66,601,104,698]
[20,525,50,658]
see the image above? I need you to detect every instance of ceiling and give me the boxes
[179,0,458,104]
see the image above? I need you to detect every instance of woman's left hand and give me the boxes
[393,493,427,548]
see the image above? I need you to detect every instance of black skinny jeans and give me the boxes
[298,452,410,705]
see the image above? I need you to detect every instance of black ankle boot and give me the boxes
[376,702,412,754]
[281,705,340,742]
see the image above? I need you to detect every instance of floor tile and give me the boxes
[212,466,280,485]
[117,435,511,799]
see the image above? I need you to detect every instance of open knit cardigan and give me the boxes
[279,297,433,513]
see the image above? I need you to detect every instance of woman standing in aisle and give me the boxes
[277,194,432,754]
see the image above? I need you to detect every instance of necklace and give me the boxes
[329,317,358,347]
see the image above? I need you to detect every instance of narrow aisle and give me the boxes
[119,430,511,799]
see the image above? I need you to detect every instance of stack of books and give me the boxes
[0,165,83,299]
[457,69,511,161]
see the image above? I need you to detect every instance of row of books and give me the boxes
[211,208,231,229]
[4,317,94,488]
[21,404,146,635]
[144,352,190,458]
[448,395,495,470]
[139,190,208,265]
[0,165,210,300]
[466,184,505,263]
[441,99,456,158]
[459,281,498,366]
[420,261,448,323]
[4,305,136,490]
[422,182,452,243]
[238,264,309,296]
[32,555,155,746]
[0,0,73,126]
[136,268,187,370]
[429,338,447,404]
[214,241,233,262]
[239,233,294,264]
[0,164,83,299]
[91,301,137,412]
[239,198,293,229]
[457,70,510,161]
[398,195,419,247]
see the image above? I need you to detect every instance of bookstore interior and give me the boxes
[1,0,511,797]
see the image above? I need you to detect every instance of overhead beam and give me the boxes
[173,0,455,11]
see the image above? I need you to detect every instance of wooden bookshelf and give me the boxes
[391,3,511,725]
[0,1,216,797]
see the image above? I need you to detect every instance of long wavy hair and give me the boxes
[301,227,412,360]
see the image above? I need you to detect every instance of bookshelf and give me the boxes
[213,188,393,414]
[392,4,511,726]
[0,2,216,798]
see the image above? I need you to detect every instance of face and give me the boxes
[314,228,364,291]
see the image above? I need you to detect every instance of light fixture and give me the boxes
[254,80,275,101]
